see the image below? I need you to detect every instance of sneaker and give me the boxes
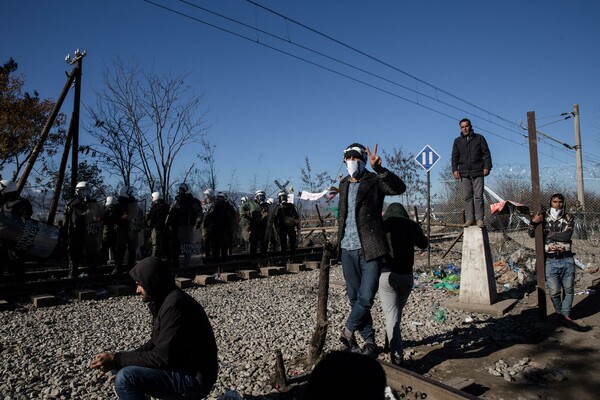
[463,220,475,227]
[361,343,378,358]
[339,328,359,352]
[476,220,485,228]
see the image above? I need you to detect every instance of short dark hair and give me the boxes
[459,118,471,127]
[550,193,565,202]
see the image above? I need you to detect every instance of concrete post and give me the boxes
[459,227,497,305]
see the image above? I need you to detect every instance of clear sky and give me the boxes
[2,0,600,198]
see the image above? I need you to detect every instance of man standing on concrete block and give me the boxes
[337,143,406,358]
[90,257,218,399]
[451,118,492,228]
[528,193,582,330]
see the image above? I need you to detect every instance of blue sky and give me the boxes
[2,0,600,198]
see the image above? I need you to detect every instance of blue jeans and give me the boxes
[114,366,210,400]
[378,272,413,358]
[545,257,575,318]
[341,248,383,343]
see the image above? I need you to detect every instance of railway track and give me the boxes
[380,360,479,400]
[0,246,325,299]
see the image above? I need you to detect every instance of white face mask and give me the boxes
[550,207,563,219]
[346,159,365,179]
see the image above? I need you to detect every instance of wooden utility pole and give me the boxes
[16,66,77,193]
[527,111,547,319]
[68,49,86,197]
[574,104,585,209]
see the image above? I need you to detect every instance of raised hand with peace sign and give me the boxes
[365,144,384,174]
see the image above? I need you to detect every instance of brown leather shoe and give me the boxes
[463,220,475,227]
[476,220,485,228]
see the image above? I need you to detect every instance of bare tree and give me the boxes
[300,156,333,192]
[383,147,427,208]
[85,59,209,200]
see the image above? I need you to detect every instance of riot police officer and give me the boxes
[113,186,143,273]
[65,182,103,278]
[146,191,170,259]
[201,188,214,258]
[203,191,237,263]
[167,183,203,268]
[274,191,299,259]
[0,180,33,283]
[101,196,117,265]
[239,189,269,259]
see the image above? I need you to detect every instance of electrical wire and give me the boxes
[144,0,590,166]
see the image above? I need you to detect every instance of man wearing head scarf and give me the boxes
[90,257,218,399]
[379,203,428,366]
[337,143,406,357]
[528,193,582,330]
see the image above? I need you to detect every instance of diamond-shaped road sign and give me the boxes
[414,145,441,172]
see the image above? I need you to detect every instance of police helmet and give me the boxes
[267,198,274,205]
[255,190,266,203]
[179,183,190,195]
[277,191,287,203]
[241,196,248,204]
[0,180,17,195]
[105,196,116,206]
[151,191,163,202]
[217,191,227,201]
[75,181,90,196]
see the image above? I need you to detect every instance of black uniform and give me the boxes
[0,192,33,283]
[146,199,170,259]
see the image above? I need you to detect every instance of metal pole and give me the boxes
[527,111,547,320]
[426,170,431,270]
[574,104,585,209]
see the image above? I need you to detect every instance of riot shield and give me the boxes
[0,213,59,258]
[179,226,202,255]
[84,201,104,255]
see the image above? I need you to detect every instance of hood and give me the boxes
[129,257,176,303]
[383,202,409,220]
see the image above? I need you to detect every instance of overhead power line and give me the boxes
[144,0,588,164]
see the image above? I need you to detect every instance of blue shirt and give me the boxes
[340,182,361,250]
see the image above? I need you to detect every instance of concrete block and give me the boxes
[31,294,59,308]
[219,272,238,282]
[107,284,135,297]
[287,263,306,273]
[443,297,517,317]
[175,277,193,289]
[237,269,259,280]
[459,227,497,305]
[260,266,286,277]
[73,289,96,301]
[305,261,320,270]
[194,275,217,286]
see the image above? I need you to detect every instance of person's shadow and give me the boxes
[406,283,599,396]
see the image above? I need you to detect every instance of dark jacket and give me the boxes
[337,168,406,261]
[1,194,33,219]
[114,257,218,388]
[382,203,428,275]
[451,132,492,178]
[146,199,170,230]
[528,207,574,255]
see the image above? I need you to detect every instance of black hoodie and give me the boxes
[114,257,218,388]
[382,203,428,275]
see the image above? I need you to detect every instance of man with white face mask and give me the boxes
[337,142,406,357]
[529,193,582,330]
